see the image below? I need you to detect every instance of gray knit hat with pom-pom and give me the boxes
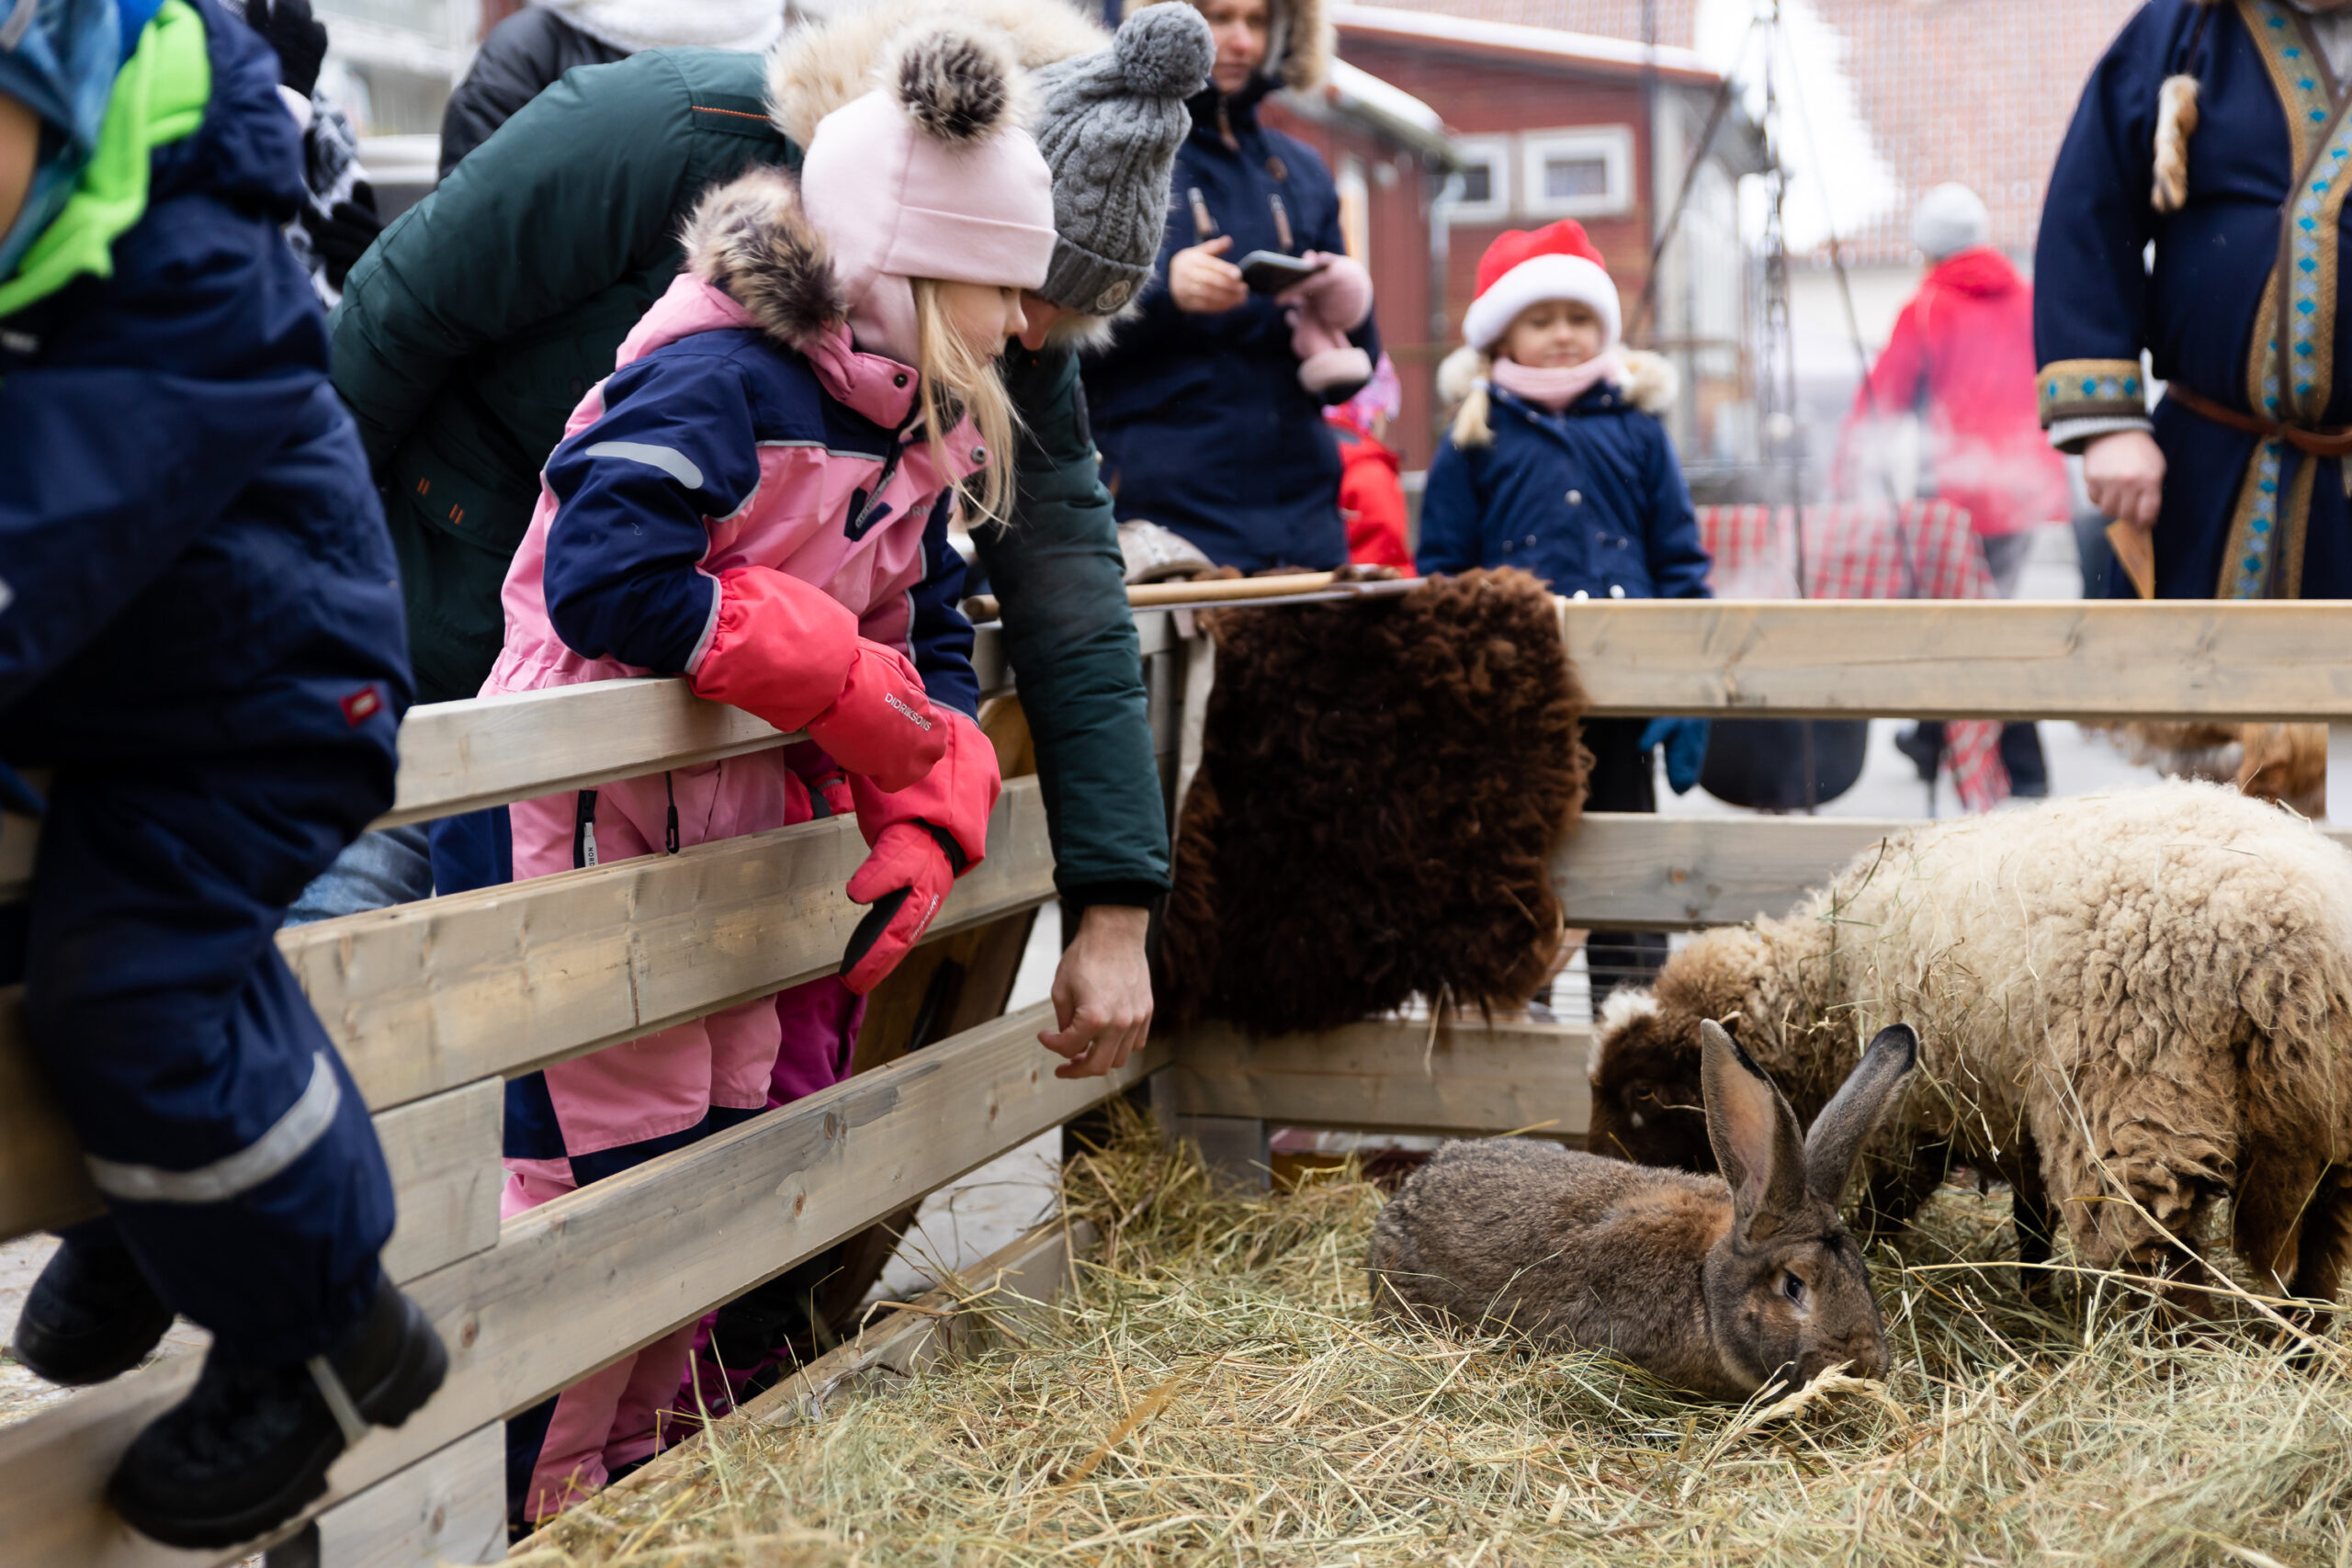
[1028,2,1214,316]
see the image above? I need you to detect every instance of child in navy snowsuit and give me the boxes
[0,0,443,1548]
[1419,220,1711,1008]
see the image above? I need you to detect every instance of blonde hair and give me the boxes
[1451,350,1496,448]
[910,278,1021,527]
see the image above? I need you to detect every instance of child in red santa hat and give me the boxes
[1419,220,1712,1009]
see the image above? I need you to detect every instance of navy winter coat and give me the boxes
[1081,78,1379,573]
[0,0,411,733]
[1418,384,1711,602]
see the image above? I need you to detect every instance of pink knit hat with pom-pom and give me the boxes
[798,25,1060,363]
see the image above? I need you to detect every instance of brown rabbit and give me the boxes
[1367,1020,1917,1400]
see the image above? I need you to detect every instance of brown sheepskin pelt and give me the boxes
[1157,569,1589,1036]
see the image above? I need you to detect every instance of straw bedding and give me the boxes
[517,1115,2352,1567]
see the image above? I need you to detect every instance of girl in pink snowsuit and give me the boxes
[487,28,1056,1526]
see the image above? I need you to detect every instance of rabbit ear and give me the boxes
[1699,1019,1807,1239]
[1803,1023,1919,1208]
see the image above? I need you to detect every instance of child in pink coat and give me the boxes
[488,26,1056,1526]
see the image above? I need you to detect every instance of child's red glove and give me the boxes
[806,640,948,792]
[838,823,963,994]
[837,709,1001,992]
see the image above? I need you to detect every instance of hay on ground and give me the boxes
[518,1113,2352,1567]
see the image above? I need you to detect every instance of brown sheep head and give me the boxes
[1587,988,1716,1172]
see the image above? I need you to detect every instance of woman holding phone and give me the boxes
[1082,0,1380,572]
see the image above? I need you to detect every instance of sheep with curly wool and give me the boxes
[1588,779,2352,1308]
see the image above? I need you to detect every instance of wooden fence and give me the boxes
[0,600,2346,1567]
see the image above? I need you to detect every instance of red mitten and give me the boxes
[688,567,861,733]
[839,823,961,993]
[850,707,1000,870]
[806,640,948,792]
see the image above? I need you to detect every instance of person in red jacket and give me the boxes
[1324,353,1415,573]
[1840,184,2068,586]
[1838,183,2067,793]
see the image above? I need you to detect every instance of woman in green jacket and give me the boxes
[329,0,1210,1078]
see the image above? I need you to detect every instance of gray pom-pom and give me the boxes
[1115,3,1215,98]
[893,25,1018,143]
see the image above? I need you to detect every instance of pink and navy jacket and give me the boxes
[488,171,997,887]
[482,171,1001,1170]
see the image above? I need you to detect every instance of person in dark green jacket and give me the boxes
[330,0,1211,1077]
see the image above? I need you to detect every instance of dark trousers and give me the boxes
[1580,718,1668,1010]
[6,739,399,1363]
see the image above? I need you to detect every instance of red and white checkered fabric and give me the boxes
[1696,502,2009,813]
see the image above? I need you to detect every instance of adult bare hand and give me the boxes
[1039,904,1153,1079]
[2084,428,2165,530]
[1169,235,1248,316]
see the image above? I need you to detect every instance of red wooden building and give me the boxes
[1271,3,1758,471]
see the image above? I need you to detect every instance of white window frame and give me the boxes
[1519,126,1635,219]
[1439,134,1511,224]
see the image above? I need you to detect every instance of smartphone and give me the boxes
[1238,250,1327,294]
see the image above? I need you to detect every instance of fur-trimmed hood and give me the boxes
[678,165,846,349]
[1437,344,1679,414]
[767,0,1109,148]
[1125,0,1329,93]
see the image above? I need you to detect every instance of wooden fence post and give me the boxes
[262,1425,504,1568]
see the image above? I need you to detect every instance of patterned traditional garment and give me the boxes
[1697,502,2009,813]
[2037,0,2352,599]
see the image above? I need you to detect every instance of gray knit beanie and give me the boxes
[1028,2,1215,316]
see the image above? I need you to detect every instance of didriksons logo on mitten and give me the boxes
[885,694,933,730]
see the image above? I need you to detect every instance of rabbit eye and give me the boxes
[1781,1271,1806,1304]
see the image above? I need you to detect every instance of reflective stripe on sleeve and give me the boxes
[85,1053,343,1203]
[582,440,707,491]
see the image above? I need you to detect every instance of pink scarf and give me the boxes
[1490,350,1624,412]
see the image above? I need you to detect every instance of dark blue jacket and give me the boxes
[1081,77,1378,573]
[1418,383,1712,602]
[0,0,410,761]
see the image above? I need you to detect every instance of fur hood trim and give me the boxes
[1620,349,1678,414]
[768,0,1108,147]
[679,166,845,347]
[1125,0,1328,92]
[1437,344,1485,406]
[1437,344,1679,414]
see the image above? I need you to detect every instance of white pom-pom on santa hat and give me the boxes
[1459,220,1622,355]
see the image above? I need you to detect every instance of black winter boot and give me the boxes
[11,1230,175,1386]
[107,1274,447,1550]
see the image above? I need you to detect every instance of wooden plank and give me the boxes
[285,778,1057,1113]
[375,680,795,830]
[1564,600,2352,722]
[0,1069,504,1276]
[0,992,96,1239]
[1553,812,2352,931]
[0,1006,1165,1568]
[1159,1017,1592,1141]
[375,1081,504,1286]
[1555,811,1908,931]
[287,1424,504,1568]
